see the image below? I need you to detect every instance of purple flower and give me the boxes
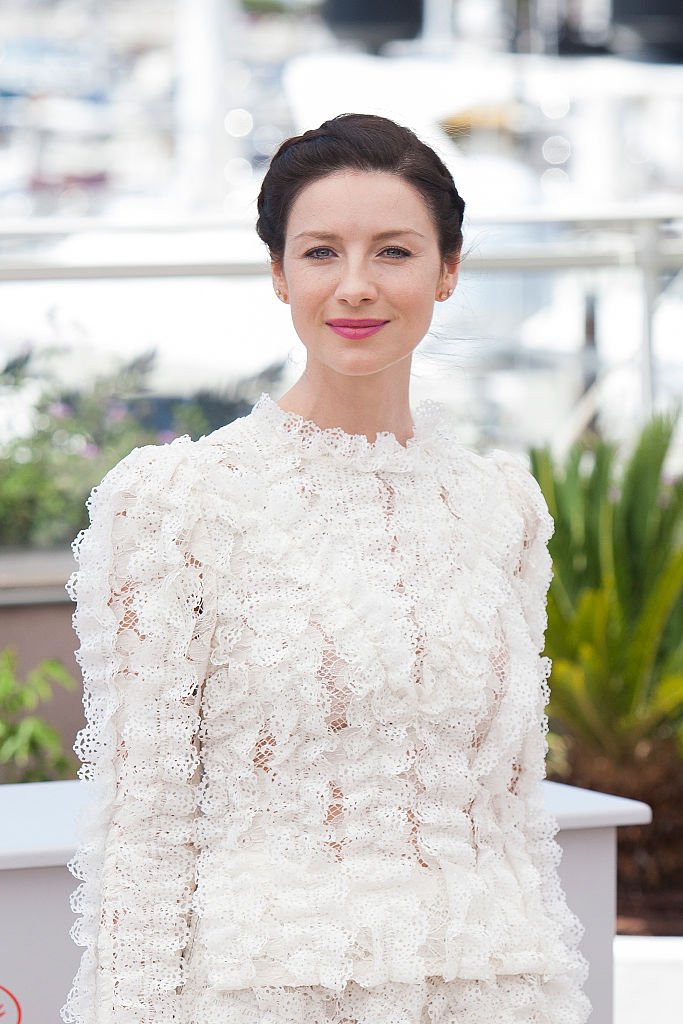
[48,401,71,420]
[106,402,128,423]
[82,443,100,459]
[157,430,177,444]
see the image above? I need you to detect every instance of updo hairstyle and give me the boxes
[256,113,465,267]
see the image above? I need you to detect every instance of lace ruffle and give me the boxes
[178,970,588,1024]
[220,391,455,475]
[61,396,591,1023]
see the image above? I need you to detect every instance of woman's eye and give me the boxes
[381,247,411,259]
[304,247,335,259]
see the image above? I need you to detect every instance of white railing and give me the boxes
[1,205,682,430]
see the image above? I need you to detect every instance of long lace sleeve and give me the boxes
[60,440,217,1024]
[491,448,555,796]
[493,449,591,1021]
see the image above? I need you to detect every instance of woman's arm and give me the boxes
[60,440,217,1024]
[492,448,555,798]
[492,450,590,1005]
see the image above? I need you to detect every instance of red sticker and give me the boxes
[0,985,22,1024]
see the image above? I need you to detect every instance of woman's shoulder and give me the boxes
[97,412,255,490]
[483,446,555,555]
[442,442,554,563]
[441,437,529,495]
[199,406,262,467]
[451,440,547,509]
[82,417,253,533]
[86,435,196,516]
[484,446,552,520]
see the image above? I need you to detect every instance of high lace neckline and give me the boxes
[245,391,457,474]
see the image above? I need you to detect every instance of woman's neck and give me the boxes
[275,376,415,446]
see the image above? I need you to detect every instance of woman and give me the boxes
[61,113,591,1023]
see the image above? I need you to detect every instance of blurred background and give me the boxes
[0,0,682,948]
[1,0,682,450]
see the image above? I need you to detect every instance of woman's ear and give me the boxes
[443,257,460,292]
[271,261,289,303]
[436,258,460,301]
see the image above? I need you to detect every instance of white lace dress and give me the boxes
[60,391,591,1024]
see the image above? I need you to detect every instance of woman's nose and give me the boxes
[334,261,379,304]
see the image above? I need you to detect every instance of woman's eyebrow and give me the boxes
[293,229,426,241]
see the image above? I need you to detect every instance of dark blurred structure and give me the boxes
[557,12,611,55]
[321,0,424,55]
[611,0,683,61]
[510,0,683,61]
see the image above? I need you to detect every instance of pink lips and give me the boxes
[326,318,389,340]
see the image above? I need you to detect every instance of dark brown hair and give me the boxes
[256,112,465,266]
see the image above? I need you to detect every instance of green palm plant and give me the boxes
[531,405,683,899]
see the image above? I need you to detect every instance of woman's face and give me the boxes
[271,169,459,379]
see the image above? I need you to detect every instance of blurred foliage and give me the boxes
[0,345,285,549]
[534,405,683,893]
[0,647,78,784]
[241,0,289,12]
[240,0,320,14]
[1,349,159,548]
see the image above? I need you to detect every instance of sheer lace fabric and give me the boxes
[61,392,591,1023]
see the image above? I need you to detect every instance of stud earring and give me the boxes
[438,288,453,300]
[276,288,288,302]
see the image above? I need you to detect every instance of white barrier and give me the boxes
[613,935,683,1024]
